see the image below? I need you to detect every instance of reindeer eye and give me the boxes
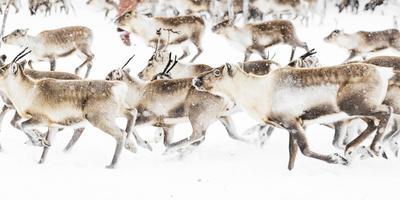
[214,69,221,77]
[125,13,131,18]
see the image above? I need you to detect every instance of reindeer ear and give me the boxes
[0,55,6,62]
[11,63,18,74]
[225,63,233,76]
[20,29,28,36]
[18,60,27,69]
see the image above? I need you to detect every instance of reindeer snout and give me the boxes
[192,78,203,88]
[138,71,144,79]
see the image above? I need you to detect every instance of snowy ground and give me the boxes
[0,0,400,200]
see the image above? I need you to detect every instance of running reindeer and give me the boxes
[324,28,400,62]
[2,26,94,78]
[193,62,394,170]
[0,48,136,169]
[212,19,309,61]
[115,10,205,62]
[102,53,265,155]
[29,0,71,15]
[0,54,83,151]
[336,0,359,13]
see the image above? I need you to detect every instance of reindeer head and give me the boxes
[212,19,234,34]
[115,9,136,27]
[150,53,178,81]
[0,48,30,85]
[138,29,177,80]
[105,54,135,81]
[324,29,345,43]
[0,55,7,67]
[2,29,29,46]
[193,63,239,97]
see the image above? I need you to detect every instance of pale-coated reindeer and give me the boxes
[29,0,71,15]
[115,11,205,62]
[0,55,83,151]
[193,62,394,170]
[324,29,400,62]
[212,19,309,62]
[0,49,136,169]
[86,0,118,17]
[2,26,94,78]
[102,55,270,154]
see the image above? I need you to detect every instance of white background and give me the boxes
[0,0,399,199]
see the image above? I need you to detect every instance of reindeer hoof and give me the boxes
[124,140,137,153]
[137,140,153,152]
[330,153,349,166]
[105,164,116,169]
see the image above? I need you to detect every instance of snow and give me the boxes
[0,0,400,200]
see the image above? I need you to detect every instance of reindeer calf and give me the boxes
[115,12,205,62]
[212,19,308,61]
[0,49,135,168]
[2,26,94,78]
[324,29,400,62]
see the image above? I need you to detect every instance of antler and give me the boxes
[161,53,179,74]
[121,54,135,69]
[12,47,30,63]
[166,55,178,74]
[299,49,316,60]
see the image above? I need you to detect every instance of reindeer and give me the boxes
[115,10,205,62]
[86,0,118,17]
[364,0,385,11]
[0,49,136,168]
[336,0,359,13]
[324,29,400,62]
[212,19,309,62]
[2,26,94,78]
[0,0,21,13]
[193,62,394,170]
[0,55,83,151]
[29,0,71,15]
[100,54,268,155]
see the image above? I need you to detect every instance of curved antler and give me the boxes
[12,47,29,63]
[121,54,135,69]
[166,55,178,74]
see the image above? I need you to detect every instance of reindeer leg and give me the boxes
[20,118,48,147]
[189,34,203,62]
[285,119,348,166]
[75,46,94,78]
[162,125,175,146]
[10,111,22,130]
[345,118,377,161]
[63,128,85,152]
[288,134,298,170]
[86,113,126,169]
[49,58,56,71]
[332,120,349,149]
[38,127,57,164]
[219,116,259,145]
[369,106,393,156]
[0,105,11,133]
[289,47,296,62]
[344,49,358,62]
[244,47,253,62]
[0,105,11,151]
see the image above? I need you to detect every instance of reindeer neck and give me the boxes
[336,33,360,49]
[19,35,41,48]
[132,15,157,41]
[124,73,146,106]
[227,69,272,110]
[224,26,252,47]
[2,72,35,111]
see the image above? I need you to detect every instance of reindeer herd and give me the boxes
[0,0,398,170]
